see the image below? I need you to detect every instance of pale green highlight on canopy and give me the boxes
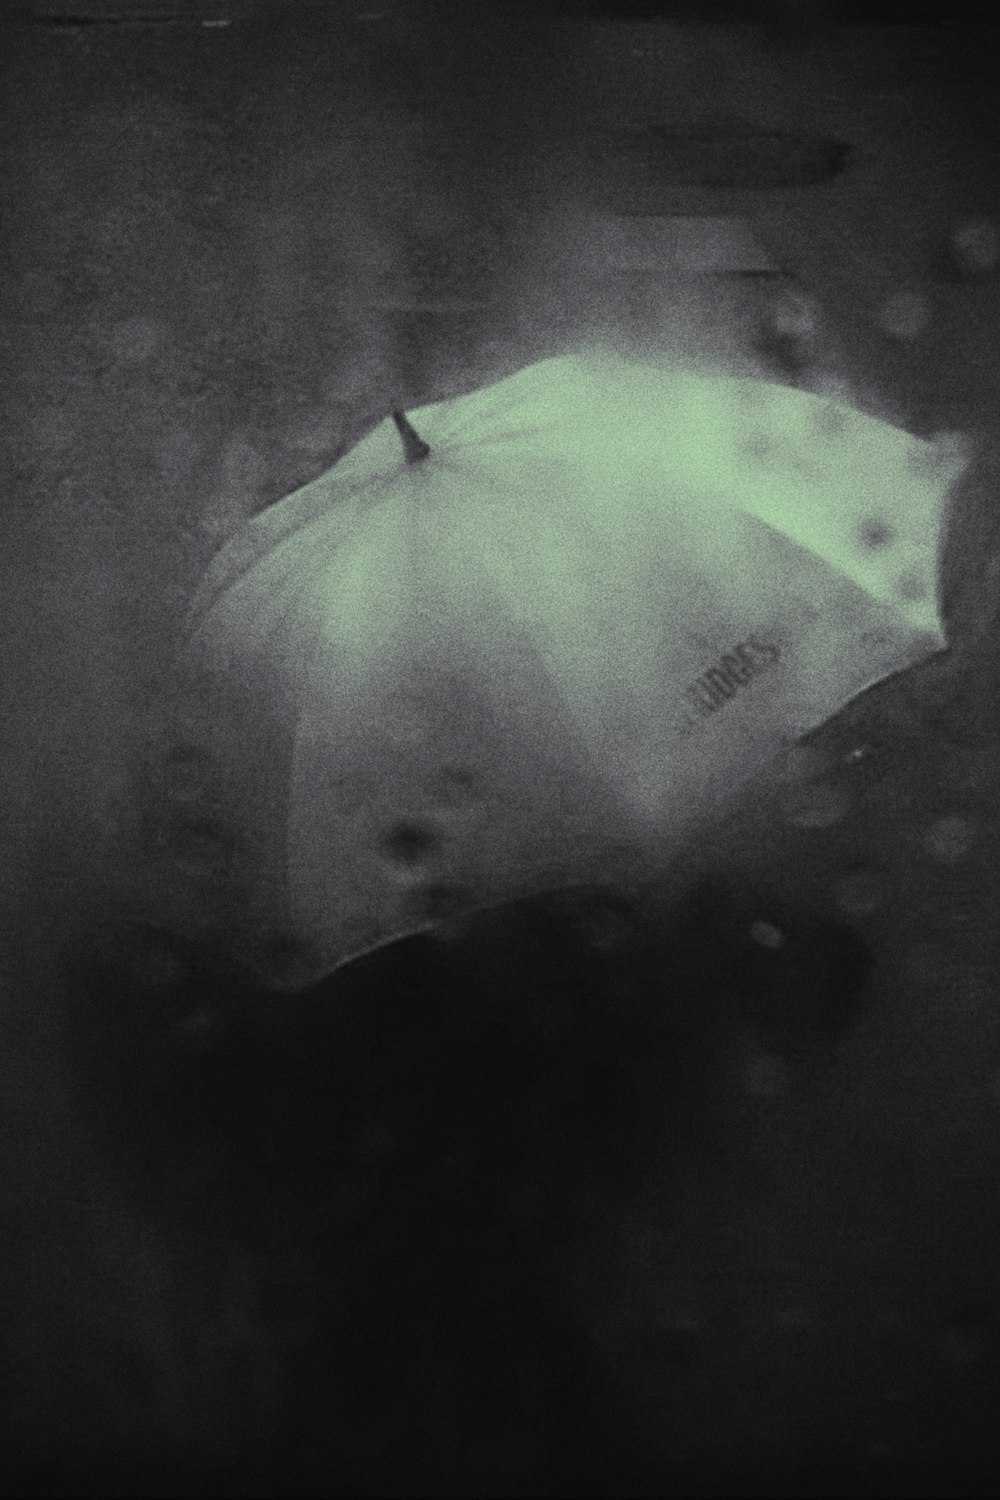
[179,349,970,982]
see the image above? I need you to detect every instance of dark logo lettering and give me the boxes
[679,635,781,733]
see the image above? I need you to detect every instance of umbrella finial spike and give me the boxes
[391,406,431,463]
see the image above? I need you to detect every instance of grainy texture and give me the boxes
[1,5,1000,1497]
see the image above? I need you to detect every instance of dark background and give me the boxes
[1,3,1000,1496]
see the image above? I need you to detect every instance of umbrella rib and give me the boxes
[187,406,573,636]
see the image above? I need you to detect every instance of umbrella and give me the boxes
[165,347,970,987]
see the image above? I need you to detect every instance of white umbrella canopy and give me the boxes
[168,347,970,987]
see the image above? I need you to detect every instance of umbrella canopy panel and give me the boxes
[176,350,970,984]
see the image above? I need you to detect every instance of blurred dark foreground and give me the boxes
[0,868,891,1500]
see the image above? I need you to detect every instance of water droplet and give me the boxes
[833,870,888,917]
[742,428,772,463]
[898,569,927,601]
[878,289,930,340]
[781,783,851,829]
[858,517,895,549]
[922,815,976,862]
[381,820,439,868]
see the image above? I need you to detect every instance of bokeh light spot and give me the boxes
[950,217,999,275]
[878,289,930,340]
[749,919,786,950]
[922,815,976,862]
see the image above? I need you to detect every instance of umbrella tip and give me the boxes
[391,406,431,463]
